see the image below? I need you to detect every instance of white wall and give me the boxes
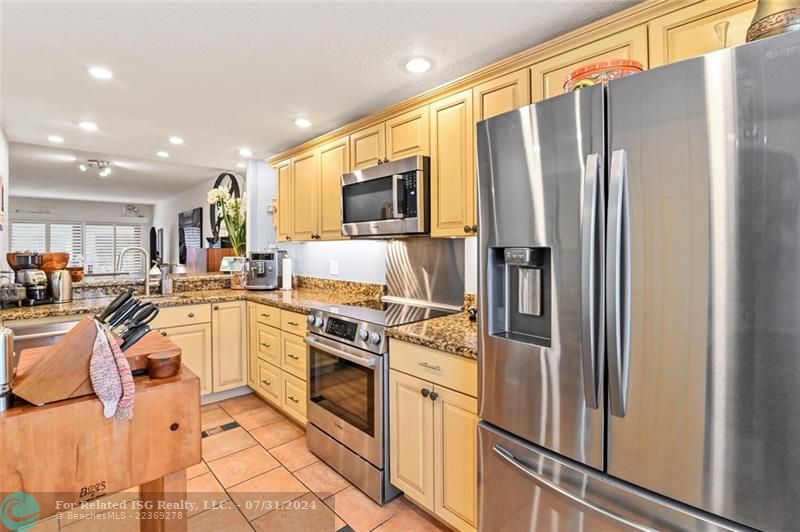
[152,173,247,264]
[0,128,8,271]
[280,240,387,284]
[9,196,152,224]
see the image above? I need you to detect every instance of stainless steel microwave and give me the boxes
[341,155,429,237]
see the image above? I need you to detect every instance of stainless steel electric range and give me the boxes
[304,300,457,504]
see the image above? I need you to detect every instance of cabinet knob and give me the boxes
[429,391,439,401]
[188,312,195,318]
[421,388,430,397]
[161,331,167,337]
[472,225,478,234]
[285,235,290,240]
[383,158,390,163]
[213,305,220,310]
[463,225,472,233]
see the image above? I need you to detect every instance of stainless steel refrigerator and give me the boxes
[477,30,800,532]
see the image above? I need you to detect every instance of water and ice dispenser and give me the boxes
[488,247,551,347]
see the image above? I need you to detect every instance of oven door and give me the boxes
[305,334,385,467]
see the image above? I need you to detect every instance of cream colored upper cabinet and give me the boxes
[212,301,247,392]
[290,150,319,241]
[649,0,756,67]
[350,123,386,170]
[531,24,649,102]
[160,323,212,395]
[473,69,531,122]
[434,385,478,532]
[430,89,475,238]
[275,160,292,242]
[385,106,430,161]
[317,137,349,240]
[390,369,435,509]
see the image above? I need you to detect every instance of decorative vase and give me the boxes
[563,59,644,93]
[746,0,800,42]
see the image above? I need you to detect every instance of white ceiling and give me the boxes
[9,142,229,203]
[2,1,635,198]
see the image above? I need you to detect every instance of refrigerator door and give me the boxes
[606,30,800,531]
[479,423,744,532]
[477,84,605,469]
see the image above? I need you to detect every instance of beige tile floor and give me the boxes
[30,393,449,532]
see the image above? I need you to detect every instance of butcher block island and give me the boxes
[0,369,201,531]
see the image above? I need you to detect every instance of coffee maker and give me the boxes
[10,253,52,306]
[245,250,286,290]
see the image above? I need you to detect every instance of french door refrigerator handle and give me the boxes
[493,444,656,532]
[606,149,631,417]
[580,152,601,409]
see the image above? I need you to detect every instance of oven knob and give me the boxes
[358,329,369,341]
[369,332,382,345]
[314,316,324,328]
[307,314,315,325]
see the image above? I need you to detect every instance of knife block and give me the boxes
[14,317,181,406]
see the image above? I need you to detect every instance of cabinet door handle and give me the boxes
[260,313,270,318]
[288,353,299,360]
[287,321,299,326]
[288,396,299,403]
[421,388,430,397]
[418,362,441,371]
[187,312,195,318]
[260,343,270,348]
[429,391,439,401]
[262,380,271,386]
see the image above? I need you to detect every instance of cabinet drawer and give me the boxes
[390,339,477,398]
[256,324,281,366]
[257,360,281,403]
[282,371,307,422]
[152,303,211,329]
[255,305,281,328]
[282,332,307,380]
[281,310,308,336]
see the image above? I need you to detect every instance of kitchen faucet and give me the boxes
[116,246,152,296]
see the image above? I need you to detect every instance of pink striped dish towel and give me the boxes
[89,320,135,420]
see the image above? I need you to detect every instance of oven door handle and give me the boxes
[392,174,405,219]
[304,336,377,368]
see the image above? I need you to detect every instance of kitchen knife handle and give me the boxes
[580,153,603,410]
[606,149,631,418]
[121,325,151,352]
[96,289,133,322]
[108,299,140,329]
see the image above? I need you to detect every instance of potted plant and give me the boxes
[207,185,247,288]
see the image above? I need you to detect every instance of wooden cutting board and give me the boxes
[14,318,181,406]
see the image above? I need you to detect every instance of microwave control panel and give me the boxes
[404,171,417,217]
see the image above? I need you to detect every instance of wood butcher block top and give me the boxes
[0,369,201,520]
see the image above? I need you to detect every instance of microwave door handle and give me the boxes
[304,336,377,368]
[392,174,405,219]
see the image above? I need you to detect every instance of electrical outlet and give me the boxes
[329,259,339,275]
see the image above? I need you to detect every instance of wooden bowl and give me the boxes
[6,252,43,272]
[564,59,643,92]
[41,252,70,272]
[67,266,85,283]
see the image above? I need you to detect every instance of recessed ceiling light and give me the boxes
[236,162,246,169]
[78,121,98,132]
[88,66,113,80]
[48,135,64,143]
[98,167,111,177]
[405,57,431,73]
[79,164,87,172]
[239,147,253,157]
[169,136,184,145]
[156,151,169,158]
[294,118,312,128]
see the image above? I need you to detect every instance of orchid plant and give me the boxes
[207,185,246,256]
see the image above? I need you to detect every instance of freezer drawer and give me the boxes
[478,422,744,532]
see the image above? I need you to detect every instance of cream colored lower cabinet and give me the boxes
[211,301,248,392]
[257,360,282,404]
[247,302,258,389]
[389,341,478,532]
[159,323,213,395]
[282,371,307,424]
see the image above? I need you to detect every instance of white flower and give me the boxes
[207,185,232,205]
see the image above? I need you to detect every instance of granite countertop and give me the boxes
[387,310,478,360]
[1,288,479,359]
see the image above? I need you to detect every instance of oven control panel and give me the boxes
[306,310,387,354]
[325,317,358,341]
